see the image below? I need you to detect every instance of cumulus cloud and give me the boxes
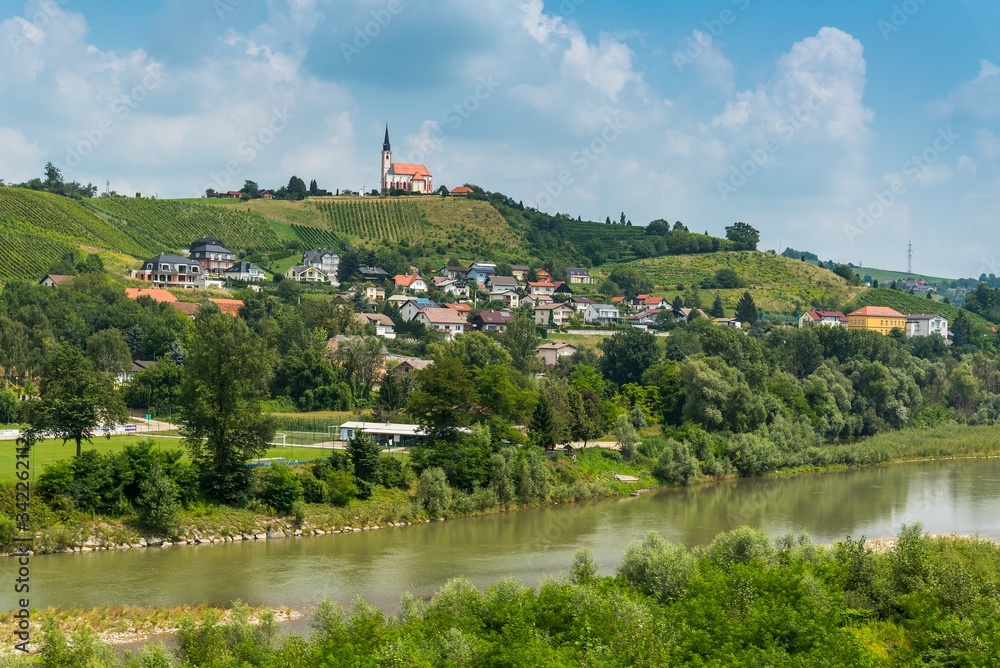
[0,128,43,182]
[932,59,1000,119]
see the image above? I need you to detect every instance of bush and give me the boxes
[376,455,411,489]
[325,470,358,507]
[726,433,784,477]
[298,473,327,504]
[0,388,19,424]
[708,526,774,567]
[617,531,696,603]
[257,464,304,514]
[570,547,599,584]
[418,467,453,518]
[653,440,699,485]
[136,463,181,536]
[0,513,16,551]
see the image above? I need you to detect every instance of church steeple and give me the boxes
[383,125,391,152]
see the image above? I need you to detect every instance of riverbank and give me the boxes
[3,424,999,558]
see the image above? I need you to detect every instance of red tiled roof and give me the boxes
[41,274,74,285]
[611,296,626,303]
[450,186,474,194]
[419,308,468,325]
[126,288,177,303]
[444,303,472,313]
[171,302,201,316]
[390,163,432,178]
[394,274,425,288]
[849,306,905,318]
[208,298,244,317]
[527,281,557,288]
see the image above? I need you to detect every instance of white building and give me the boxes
[381,126,433,193]
[224,261,266,282]
[303,249,340,286]
[584,303,621,325]
[906,314,948,339]
[415,307,467,340]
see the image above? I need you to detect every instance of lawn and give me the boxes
[1,435,185,482]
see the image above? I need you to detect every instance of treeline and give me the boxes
[22,526,1000,665]
[3,162,97,199]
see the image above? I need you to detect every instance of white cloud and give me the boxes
[0,128,43,182]
[688,30,735,94]
[932,59,1000,119]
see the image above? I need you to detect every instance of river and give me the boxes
[10,458,1000,612]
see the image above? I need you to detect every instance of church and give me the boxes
[381,126,433,194]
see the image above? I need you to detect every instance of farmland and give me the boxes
[846,287,992,330]
[618,251,863,314]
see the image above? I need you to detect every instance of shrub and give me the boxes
[418,467,453,519]
[136,463,181,536]
[376,455,411,489]
[0,388,19,424]
[257,464,304,514]
[653,439,699,485]
[708,526,774,567]
[298,473,327,504]
[0,513,16,551]
[726,433,784,477]
[570,547,599,584]
[617,531,696,603]
[325,470,358,507]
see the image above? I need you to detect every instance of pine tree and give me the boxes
[530,395,556,449]
[735,292,759,326]
[710,294,725,318]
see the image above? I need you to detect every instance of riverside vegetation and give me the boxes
[4,525,1000,665]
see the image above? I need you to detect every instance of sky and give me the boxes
[1,0,999,278]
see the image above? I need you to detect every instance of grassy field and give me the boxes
[859,266,956,287]
[616,251,862,313]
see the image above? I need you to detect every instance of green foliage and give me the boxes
[570,547,599,584]
[599,327,660,386]
[417,467,453,518]
[0,512,16,551]
[0,387,18,423]
[136,462,182,535]
[652,439,699,485]
[735,291,759,325]
[529,394,556,449]
[708,526,775,566]
[257,464,304,514]
[617,531,696,603]
[347,433,381,498]
[725,221,760,250]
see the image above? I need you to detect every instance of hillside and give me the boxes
[855,267,955,288]
[620,251,863,314]
[846,288,991,330]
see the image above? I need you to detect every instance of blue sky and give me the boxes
[2,0,999,278]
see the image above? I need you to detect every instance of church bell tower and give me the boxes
[381,125,392,191]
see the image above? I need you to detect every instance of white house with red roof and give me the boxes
[381,126,433,194]
[798,310,848,328]
[393,274,428,293]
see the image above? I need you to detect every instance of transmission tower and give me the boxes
[906,240,913,274]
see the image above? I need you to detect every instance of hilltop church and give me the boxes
[381,126,433,194]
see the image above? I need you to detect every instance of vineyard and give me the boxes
[85,197,285,254]
[0,223,78,283]
[311,200,425,242]
[846,287,992,330]
[558,219,646,245]
[291,224,341,251]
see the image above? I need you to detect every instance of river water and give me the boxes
[9,458,1000,612]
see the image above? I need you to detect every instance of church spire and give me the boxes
[383,125,391,152]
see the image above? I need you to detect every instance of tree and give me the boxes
[608,266,653,299]
[136,462,181,535]
[530,395,556,449]
[952,311,974,347]
[309,179,319,196]
[179,314,276,505]
[0,316,30,386]
[407,357,477,443]
[287,176,308,200]
[735,292,759,326]
[347,433,382,498]
[28,344,128,457]
[612,413,639,460]
[724,222,759,250]
[336,336,385,403]
[240,180,259,198]
[499,312,541,373]
[599,328,660,386]
[86,329,132,376]
[709,294,725,318]
[417,467,452,518]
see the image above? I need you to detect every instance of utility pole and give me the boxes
[906,240,913,274]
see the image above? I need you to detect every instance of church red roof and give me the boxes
[390,163,432,178]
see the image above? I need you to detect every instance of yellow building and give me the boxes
[847,306,907,335]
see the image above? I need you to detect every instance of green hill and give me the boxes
[845,288,991,330]
[617,251,863,314]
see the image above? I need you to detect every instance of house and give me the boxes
[394,274,429,293]
[217,190,241,199]
[533,302,576,327]
[847,306,907,335]
[900,278,936,295]
[285,265,329,283]
[627,309,663,330]
[188,237,236,275]
[495,290,522,309]
[381,126,433,193]
[359,266,390,281]
[565,268,597,285]
[39,274,73,288]
[714,318,743,329]
[303,249,341,286]
[510,265,530,281]
[207,298,244,317]
[570,296,596,313]
[526,281,557,297]
[132,254,203,288]
[258,189,274,200]
[798,310,848,328]
[552,281,573,296]
[487,276,519,293]
[440,266,469,280]
[363,285,387,302]
[433,277,470,298]
[642,296,670,310]
[536,341,577,367]
[535,269,552,282]
[386,294,412,308]
[126,287,177,303]
[401,298,438,322]
[415,307,467,340]
[338,421,427,447]
[630,294,652,309]
[466,262,497,286]
[450,186,474,196]
[356,312,396,339]
[905,314,948,339]
[584,303,622,325]
[224,261,266,282]
[117,359,156,386]
[678,307,709,322]
[471,310,513,332]
[444,302,473,316]
[388,355,434,375]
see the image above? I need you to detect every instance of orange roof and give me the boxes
[636,294,651,300]
[171,302,201,316]
[527,281,557,288]
[611,296,626,303]
[208,298,244,317]
[444,303,472,313]
[849,306,905,318]
[419,308,467,325]
[394,274,424,288]
[126,288,177,303]
[450,186,474,194]
[390,163,432,178]
[643,296,666,305]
